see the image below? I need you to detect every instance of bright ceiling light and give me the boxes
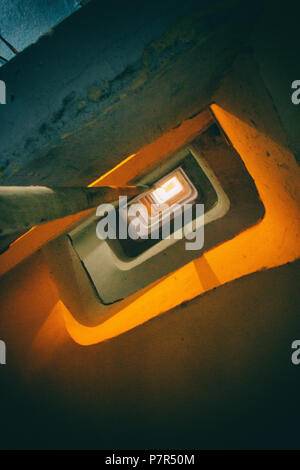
[151,175,184,204]
[127,168,198,231]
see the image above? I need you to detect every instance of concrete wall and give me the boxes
[0,0,300,450]
[0,247,299,449]
[215,1,300,164]
[0,0,299,190]
[0,98,299,449]
[0,0,260,186]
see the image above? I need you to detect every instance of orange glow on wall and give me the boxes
[60,104,300,345]
[1,105,300,350]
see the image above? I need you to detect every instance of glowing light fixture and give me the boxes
[151,175,184,204]
[128,168,198,231]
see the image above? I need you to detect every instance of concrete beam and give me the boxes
[0,185,143,236]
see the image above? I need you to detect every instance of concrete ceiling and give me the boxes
[0,0,261,188]
[0,0,299,186]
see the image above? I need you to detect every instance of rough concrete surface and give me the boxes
[0,253,299,449]
[0,0,259,186]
